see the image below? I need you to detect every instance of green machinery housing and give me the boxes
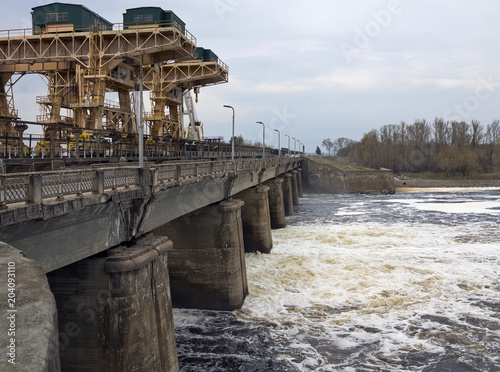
[122,7,185,33]
[31,2,112,33]
[195,48,219,63]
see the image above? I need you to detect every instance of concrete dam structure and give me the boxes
[0,158,303,371]
[304,157,395,194]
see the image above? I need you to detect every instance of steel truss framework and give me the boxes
[0,22,228,155]
[144,60,229,138]
[0,23,228,153]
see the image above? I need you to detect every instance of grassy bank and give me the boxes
[307,156,500,188]
[306,156,373,171]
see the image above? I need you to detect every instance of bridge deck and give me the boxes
[0,158,302,272]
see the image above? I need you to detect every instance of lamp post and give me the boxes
[296,139,300,156]
[121,55,144,167]
[285,134,290,157]
[292,137,296,155]
[223,105,235,161]
[274,129,280,158]
[256,121,265,159]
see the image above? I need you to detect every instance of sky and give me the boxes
[3,0,500,153]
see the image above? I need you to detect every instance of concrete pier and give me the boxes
[291,170,300,206]
[0,242,61,371]
[280,173,294,216]
[47,236,178,372]
[264,178,286,229]
[297,167,303,197]
[155,200,248,310]
[235,185,273,253]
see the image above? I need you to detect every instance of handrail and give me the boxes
[187,56,228,72]
[0,20,196,47]
[0,158,301,206]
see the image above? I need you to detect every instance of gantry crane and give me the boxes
[0,4,228,159]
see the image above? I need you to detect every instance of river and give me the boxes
[173,188,500,371]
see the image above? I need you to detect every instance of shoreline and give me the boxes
[394,179,500,189]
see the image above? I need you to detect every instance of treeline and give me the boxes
[325,118,500,175]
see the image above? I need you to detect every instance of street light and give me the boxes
[256,121,265,158]
[121,55,144,167]
[292,137,296,155]
[296,139,300,155]
[274,129,280,158]
[223,105,235,161]
[285,134,290,157]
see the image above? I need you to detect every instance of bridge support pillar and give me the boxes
[297,167,304,197]
[235,185,273,253]
[291,170,300,206]
[14,123,28,158]
[264,178,286,229]
[47,236,178,372]
[154,199,248,311]
[46,128,57,158]
[280,173,294,216]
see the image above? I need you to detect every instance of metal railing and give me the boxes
[0,19,195,41]
[0,158,300,207]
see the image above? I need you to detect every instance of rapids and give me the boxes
[174,188,500,371]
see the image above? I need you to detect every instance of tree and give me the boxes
[437,146,481,176]
[433,117,449,150]
[450,121,470,148]
[336,138,355,157]
[485,120,500,167]
[315,146,321,155]
[321,138,334,156]
[357,129,380,169]
[230,134,244,146]
[471,120,484,149]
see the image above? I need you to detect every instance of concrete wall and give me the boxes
[0,242,61,371]
[305,159,395,194]
[47,236,178,372]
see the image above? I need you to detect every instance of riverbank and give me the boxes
[395,178,500,189]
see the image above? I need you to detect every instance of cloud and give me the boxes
[254,81,312,93]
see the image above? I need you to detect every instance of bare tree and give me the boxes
[433,117,449,150]
[485,119,500,166]
[358,129,380,169]
[321,138,334,156]
[450,121,470,148]
[471,120,484,149]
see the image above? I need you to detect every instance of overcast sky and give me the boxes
[4,0,500,152]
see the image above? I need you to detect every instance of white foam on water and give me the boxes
[391,198,500,215]
[237,208,500,370]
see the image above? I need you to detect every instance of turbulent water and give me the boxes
[174,188,500,371]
